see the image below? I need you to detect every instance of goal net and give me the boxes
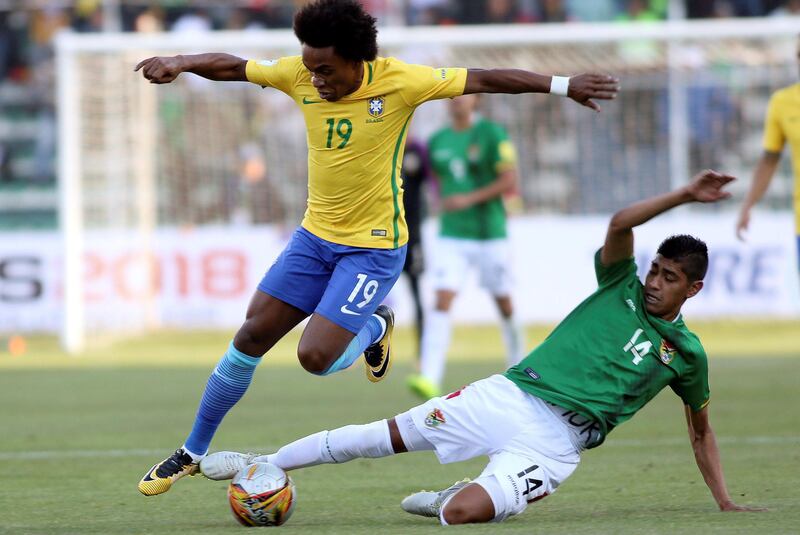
[56,18,799,352]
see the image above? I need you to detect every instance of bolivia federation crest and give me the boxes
[659,339,677,364]
[425,408,446,428]
[368,96,385,117]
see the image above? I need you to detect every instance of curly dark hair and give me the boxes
[657,234,708,282]
[293,0,378,62]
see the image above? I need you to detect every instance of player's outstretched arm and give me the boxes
[684,406,767,512]
[463,69,618,111]
[601,170,735,266]
[736,150,781,241]
[135,53,248,84]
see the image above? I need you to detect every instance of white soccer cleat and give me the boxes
[199,451,267,480]
[400,479,471,518]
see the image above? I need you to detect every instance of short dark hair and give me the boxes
[656,234,709,282]
[293,0,378,63]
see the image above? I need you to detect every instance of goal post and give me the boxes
[55,18,800,352]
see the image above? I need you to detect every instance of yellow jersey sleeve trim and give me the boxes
[496,140,518,169]
[245,57,300,96]
[398,65,468,107]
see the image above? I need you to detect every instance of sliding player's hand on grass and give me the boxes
[719,500,768,512]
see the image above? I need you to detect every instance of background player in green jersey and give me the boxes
[408,94,525,400]
[200,169,765,524]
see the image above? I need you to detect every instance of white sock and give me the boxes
[374,314,387,340]
[260,431,328,470]
[419,310,452,387]
[439,493,458,526]
[500,315,526,366]
[439,509,450,526]
[181,444,206,463]
[262,420,394,471]
[324,420,394,462]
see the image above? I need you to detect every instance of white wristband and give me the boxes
[550,75,570,96]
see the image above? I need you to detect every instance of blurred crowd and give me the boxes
[2,0,799,86]
[0,0,798,227]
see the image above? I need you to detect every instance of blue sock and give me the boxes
[318,315,384,376]
[184,342,262,456]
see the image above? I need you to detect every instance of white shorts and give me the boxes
[395,375,580,521]
[431,237,513,297]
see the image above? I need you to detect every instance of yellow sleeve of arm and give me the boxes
[245,56,300,95]
[762,94,785,153]
[400,64,467,106]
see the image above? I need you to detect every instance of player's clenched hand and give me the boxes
[719,500,768,512]
[135,56,184,84]
[686,169,735,203]
[567,73,619,112]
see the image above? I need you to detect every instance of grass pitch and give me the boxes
[0,324,798,534]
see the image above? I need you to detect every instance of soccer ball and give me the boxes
[228,462,296,527]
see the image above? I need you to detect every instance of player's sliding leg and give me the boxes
[200,417,434,480]
[138,292,307,496]
[399,479,472,518]
[402,480,496,524]
[402,454,561,525]
[406,480,502,524]
[494,295,526,366]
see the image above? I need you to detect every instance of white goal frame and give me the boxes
[56,17,800,352]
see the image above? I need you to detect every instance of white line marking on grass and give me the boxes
[0,446,277,461]
[1,436,798,461]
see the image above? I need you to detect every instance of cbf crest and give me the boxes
[659,339,677,365]
[368,96,385,118]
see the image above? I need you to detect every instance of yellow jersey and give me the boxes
[246,56,467,248]
[762,83,800,232]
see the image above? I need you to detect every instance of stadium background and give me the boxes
[0,1,799,533]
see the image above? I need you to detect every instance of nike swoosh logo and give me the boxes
[302,97,322,104]
[370,347,391,379]
[142,465,158,482]
[340,304,361,316]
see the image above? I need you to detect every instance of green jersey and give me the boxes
[505,250,710,448]
[428,117,517,240]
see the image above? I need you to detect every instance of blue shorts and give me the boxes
[258,227,407,333]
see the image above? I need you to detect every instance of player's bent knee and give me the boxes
[233,326,269,358]
[441,483,496,525]
[297,345,333,375]
[442,502,473,525]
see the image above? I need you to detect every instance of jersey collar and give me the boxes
[343,61,374,101]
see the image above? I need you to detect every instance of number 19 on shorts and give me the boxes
[340,273,379,316]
